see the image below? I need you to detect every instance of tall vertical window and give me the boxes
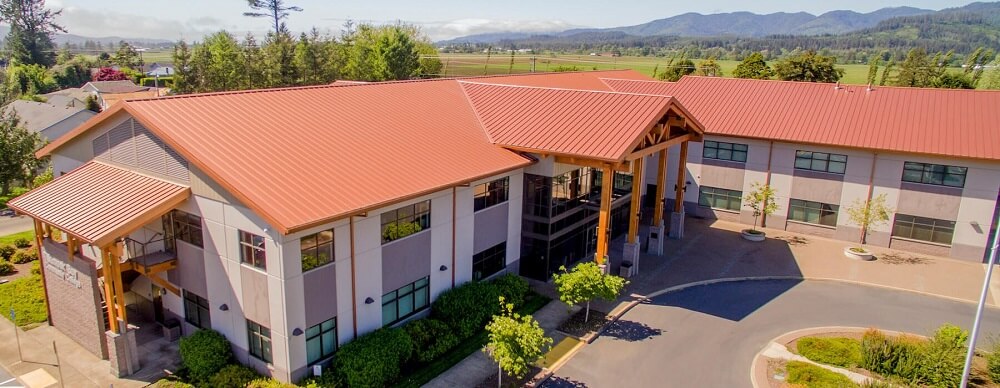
[474,177,510,211]
[473,242,507,281]
[246,319,272,363]
[382,277,430,327]
[703,140,748,163]
[301,229,334,272]
[891,214,956,245]
[182,290,210,329]
[787,199,839,227]
[698,186,743,211]
[794,151,847,174]
[164,210,203,249]
[306,317,337,365]
[381,201,431,244]
[901,162,967,188]
[239,231,266,270]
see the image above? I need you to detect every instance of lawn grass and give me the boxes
[392,291,551,388]
[785,360,859,388]
[797,337,863,369]
[0,273,47,328]
[0,230,35,246]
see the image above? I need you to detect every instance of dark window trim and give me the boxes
[703,140,748,163]
[891,213,956,246]
[301,229,334,273]
[182,290,210,329]
[794,150,848,174]
[381,201,432,244]
[474,177,510,212]
[239,230,267,270]
[305,317,337,365]
[164,209,203,249]
[787,198,840,227]
[698,186,743,211]
[382,276,430,327]
[246,319,272,363]
[473,242,507,281]
[901,161,967,188]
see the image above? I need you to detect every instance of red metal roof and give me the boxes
[461,81,675,161]
[603,76,1000,161]
[8,161,190,246]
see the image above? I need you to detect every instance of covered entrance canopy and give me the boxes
[8,160,190,333]
[462,81,705,265]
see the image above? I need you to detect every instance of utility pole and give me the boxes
[530,56,536,73]
[960,213,1000,388]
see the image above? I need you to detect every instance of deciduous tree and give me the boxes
[344,24,421,82]
[774,50,844,83]
[695,58,722,77]
[845,194,893,246]
[92,67,129,81]
[732,52,774,80]
[552,262,627,323]
[484,297,552,386]
[0,110,41,196]
[743,183,778,232]
[0,0,64,67]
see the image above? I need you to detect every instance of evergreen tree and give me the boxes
[0,0,65,67]
[732,52,774,79]
[243,33,265,90]
[261,30,298,87]
[113,41,141,70]
[244,0,302,35]
[202,31,246,91]
[171,40,197,94]
[866,56,882,85]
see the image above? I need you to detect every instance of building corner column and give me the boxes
[670,142,689,240]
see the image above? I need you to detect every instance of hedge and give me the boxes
[333,327,413,387]
[403,318,459,363]
[0,244,15,260]
[0,260,13,276]
[11,249,37,264]
[431,281,501,339]
[492,273,529,309]
[178,329,233,382]
[207,364,260,388]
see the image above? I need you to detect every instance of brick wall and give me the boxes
[41,240,108,358]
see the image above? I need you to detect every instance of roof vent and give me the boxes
[867,83,874,92]
[834,81,842,90]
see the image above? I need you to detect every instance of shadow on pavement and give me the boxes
[652,278,804,321]
[542,375,589,387]
[601,319,662,342]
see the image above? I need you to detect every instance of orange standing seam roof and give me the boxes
[602,76,1000,161]
[7,161,190,246]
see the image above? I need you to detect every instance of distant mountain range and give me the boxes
[0,25,174,48]
[438,3,990,45]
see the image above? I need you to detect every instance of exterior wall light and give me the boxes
[364,297,375,304]
[292,328,303,336]
[219,304,229,311]
[439,265,448,271]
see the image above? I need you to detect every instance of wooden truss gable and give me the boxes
[625,105,704,162]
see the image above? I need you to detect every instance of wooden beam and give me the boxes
[33,219,54,326]
[139,260,178,276]
[66,237,75,263]
[100,247,119,333]
[553,156,630,172]
[627,157,643,244]
[626,134,692,161]
[674,141,690,213]
[653,149,667,226]
[667,116,685,128]
[594,167,614,265]
[148,274,180,296]
[110,243,128,329]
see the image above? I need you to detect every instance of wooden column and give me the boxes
[594,167,614,265]
[674,141,689,213]
[33,219,54,325]
[101,247,119,333]
[652,149,667,226]
[627,158,644,244]
[111,242,128,327]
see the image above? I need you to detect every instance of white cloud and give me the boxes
[53,7,232,41]
[419,19,578,41]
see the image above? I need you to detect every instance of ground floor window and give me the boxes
[892,214,956,245]
[698,186,742,211]
[473,242,507,281]
[306,317,337,365]
[382,277,430,326]
[247,319,272,363]
[182,290,210,329]
[787,199,839,227]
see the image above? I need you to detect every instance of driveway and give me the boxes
[0,216,32,237]
[544,279,1000,388]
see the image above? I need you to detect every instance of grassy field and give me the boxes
[0,230,33,246]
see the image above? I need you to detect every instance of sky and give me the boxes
[45,0,974,41]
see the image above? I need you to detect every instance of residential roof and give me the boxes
[3,100,93,133]
[43,95,86,108]
[461,81,676,161]
[44,88,94,103]
[7,161,190,247]
[101,89,166,106]
[602,76,1000,161]
[84,80,149,94]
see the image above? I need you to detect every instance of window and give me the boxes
[474,177,510,211]
[301,229,334,272]
[703,141,748,163]
[183,290,210,329]
[164,210,203,249]
[306,317,337,365]
[787,199,839,227]
[382,277,430,326]
[246,319,272,363]
[381,201,431,244]
[901,162,967,188]
[473,242,507,281]
[794,151,847,174]
[239,231,266,270]
[698,186,743,211]
[892,214,956,245]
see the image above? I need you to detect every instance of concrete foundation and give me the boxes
[669,211,686,239]
[623,242,641,274]
[648,222,666,255]
[106,324,140,377]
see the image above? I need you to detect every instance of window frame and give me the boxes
[239,230,267,270]
[794,150,848,174]
[891,214,956,246]
[698,186,743,211]
[380,201,431,244]
[472,242,507,281]
[182,290,210,329]
[246,319,273,363]
[381,276,430,327]
[305,317,337,365]
[787,199,840,227]
[164,209,203,249]
[474,177,510,212]
[300,229,334,273]
[702,140,749,163]
[901,161,967,188]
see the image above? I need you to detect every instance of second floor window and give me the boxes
[703,140,748,163]
[795,151,847,174]
[381,201,431,244]
[239,231,266,270]
[474,177,510,211]
[902,162,967,188]
[301,229,334,272]
[164,210,203,249]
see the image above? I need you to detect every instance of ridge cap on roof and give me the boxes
[457,79,675,99]
[677,75,1000,94]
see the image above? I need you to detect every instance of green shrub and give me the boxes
[11,249,37,264]
[178,329,233,382]
[299,372,337,388]
[333,327,413,388]
[432,281,501,339]
[919,324,968,388]
[207,364,259,388]
[403,318,460,363]
[30,261,40,275]
[797,337,863,368]
[785,360,858,388]
[13,237,30,249]
[151,378,196,388]
[246,378,309,388]
[0,245,15,260]
[861,329,923,382]
[492,273,529,308]
[0,260,14,276]
[989,340,1000,384]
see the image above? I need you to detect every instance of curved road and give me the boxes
[544,279,1000,388]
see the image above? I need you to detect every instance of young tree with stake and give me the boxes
[743,182,778,234]
[845,193,893,248]
[485,297,552,387]
[553,262,627,323]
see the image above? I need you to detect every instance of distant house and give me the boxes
[43,88,94,106]
[145,64,175,77]
[2,99,96,141]
[44,94,87,109]
[81,80,161,109]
